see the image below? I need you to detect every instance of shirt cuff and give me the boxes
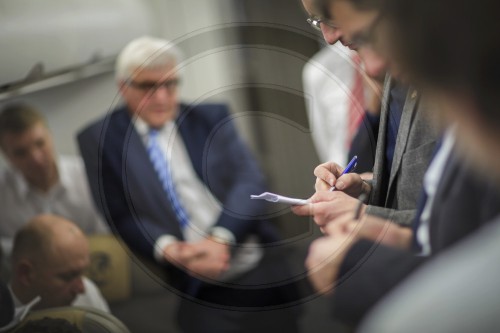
[210,227,235,245]
[153,235,179,263]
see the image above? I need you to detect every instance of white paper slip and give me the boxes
[250,192,309,205]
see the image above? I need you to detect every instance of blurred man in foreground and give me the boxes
[304,0,500,328]
[359,0,500,331]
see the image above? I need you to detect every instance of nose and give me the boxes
[320,24,343,45]
[150,85,173,103]
[29,147,46,167]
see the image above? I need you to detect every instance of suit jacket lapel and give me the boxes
[123,114,164,196]
[371,75,392,205]
[385,88,418,204]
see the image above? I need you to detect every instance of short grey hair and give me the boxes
[115,36,184,82]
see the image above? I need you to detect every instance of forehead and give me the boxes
[302,0,316,14]
[130,65,178,82]
[330,1,378,31]
[1,122,49,146]
[44,238,90,273]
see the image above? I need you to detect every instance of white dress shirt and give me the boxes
[416,128,456,256]
[7,277,109,321]
[0,155,109,258]
[133,115,262,281]
[73,277,110,313]
[303,43,357,164]
[0,287,39,332]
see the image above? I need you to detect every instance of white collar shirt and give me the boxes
[0,156,109,258]
[416,128,456,256]
[4,276,109,331]
[0,286,40,332]
[133,115,262,280]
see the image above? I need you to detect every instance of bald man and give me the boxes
[8,214,109,313]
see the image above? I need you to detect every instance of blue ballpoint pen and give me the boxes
[329,155,358,191]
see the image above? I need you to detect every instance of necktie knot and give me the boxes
[148,128,160,141]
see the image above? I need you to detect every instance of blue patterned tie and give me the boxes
[147,129,189,229]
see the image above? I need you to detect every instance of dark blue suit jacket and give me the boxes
[77,103,273,262]
[330,153,500,326]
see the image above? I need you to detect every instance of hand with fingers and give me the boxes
[292,190,367,230]
[314,161,371,198]
[305,212,412,294]
[184,237,230,280]
[162,238,231,280]
[305,224,356,294]
[321,214,413,250]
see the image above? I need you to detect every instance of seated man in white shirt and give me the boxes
[8,214,109,314]
[0,103,108,261]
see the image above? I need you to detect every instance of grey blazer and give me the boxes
[366,77,438,225]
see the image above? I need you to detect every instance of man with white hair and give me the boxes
[78,36,301,332]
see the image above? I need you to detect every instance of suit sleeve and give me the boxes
[365,206,415,226]
[204,106,269,243]
[331,239,426,326]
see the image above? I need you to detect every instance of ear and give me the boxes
[15,260,35,286]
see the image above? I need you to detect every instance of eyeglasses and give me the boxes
[348,31,373,49]
[127,78,180,92]
[346,16,382,49]
[306,16,338,31]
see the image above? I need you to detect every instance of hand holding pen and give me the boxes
[329,156,358,191]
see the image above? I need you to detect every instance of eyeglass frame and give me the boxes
[126,78,181,92]
[345,14,383,50]
[306,16,339,31]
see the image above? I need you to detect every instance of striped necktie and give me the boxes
[146,129,189,229]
